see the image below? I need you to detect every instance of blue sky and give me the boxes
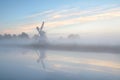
[0,0,120,37]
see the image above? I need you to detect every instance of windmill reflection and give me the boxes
[36,48,46,69]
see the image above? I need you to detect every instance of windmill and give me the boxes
[36,21,45,37]
[36,22,47,70]
[36,21,47,45]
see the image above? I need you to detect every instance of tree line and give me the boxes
[0,32,80,40]
[0,32,39,40]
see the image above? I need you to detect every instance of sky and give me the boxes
[0,0,120,37]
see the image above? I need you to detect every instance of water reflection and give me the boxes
[36,48,46,69]
[0,47,120,80]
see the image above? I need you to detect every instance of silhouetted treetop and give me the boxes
[0,32,29,40]
[68,34,80,39]
[18,32,29,39]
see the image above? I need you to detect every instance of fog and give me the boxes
[0,34,120,54]
[0,33,120,80]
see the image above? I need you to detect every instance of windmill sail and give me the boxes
[36,21,45,36]
[36,27,40,36]
[40,21,44,31]
[36,21,47,45]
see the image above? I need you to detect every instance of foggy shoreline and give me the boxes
[0,41,120,54]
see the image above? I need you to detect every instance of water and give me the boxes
[0,47,120,80]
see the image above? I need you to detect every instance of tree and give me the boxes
[68,34,80,39]
[18,32,29,39]
[4,34,12,39]
[0,34,3,40]
[12,34,17,39]
[32,34,39,40]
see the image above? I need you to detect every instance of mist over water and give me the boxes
[0,36,120,80]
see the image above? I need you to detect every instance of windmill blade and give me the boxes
[36,27,40,31]
[40,21,44,31]
[36,27,40,35]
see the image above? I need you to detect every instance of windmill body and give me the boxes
[36,21,47,45]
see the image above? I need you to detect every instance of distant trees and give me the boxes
[0,34,3,40]
[0,32,80,41]
[0,32,29,40]
[67,34,80,39]
[13,34,17,39]
[18,32,29,39]
[4,34,12,39]
[0,34,12,40]
[32,34,39,40]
